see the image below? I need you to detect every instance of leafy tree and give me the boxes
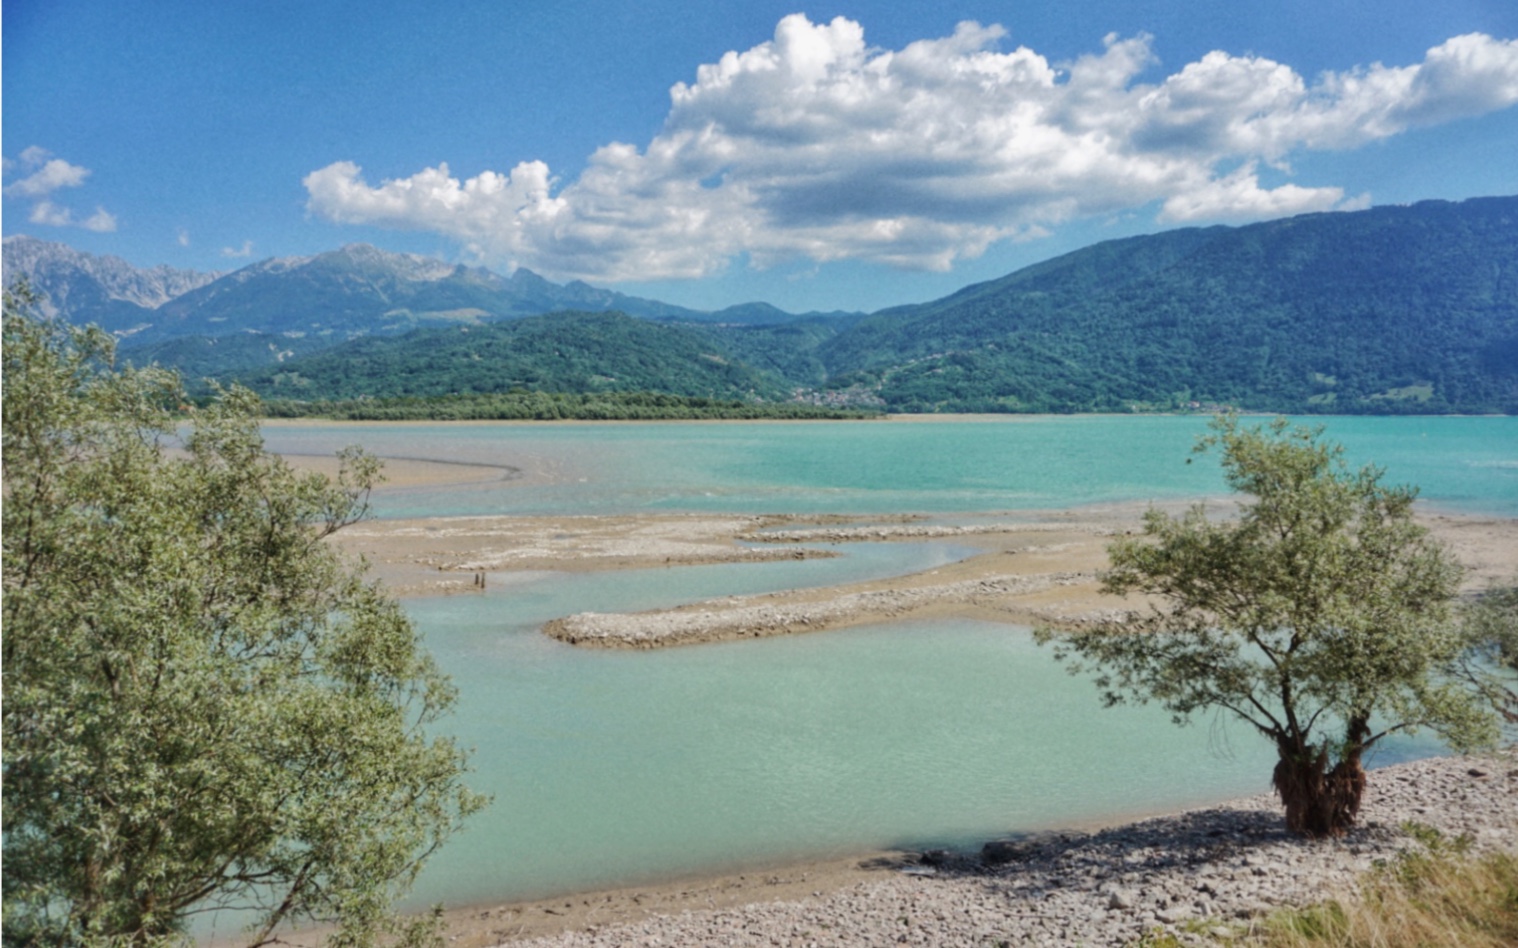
[1452,585,1518,724]
[1036,416,1497,838]
[2,285,486,947]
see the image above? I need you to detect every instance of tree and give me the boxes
[2,285,486,948]
[1452,585,1518,725]
[1036,416,1497,838]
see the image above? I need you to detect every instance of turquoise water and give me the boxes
[257,416,1513,909]
[262,415,1518,519]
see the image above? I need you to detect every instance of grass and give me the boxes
[1235,825,1518,948]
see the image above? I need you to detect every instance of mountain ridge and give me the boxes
[1,237,845,349]
[7,195,1516,414]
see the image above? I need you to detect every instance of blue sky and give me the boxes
[5,0,1517,313]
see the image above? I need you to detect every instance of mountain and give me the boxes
[10,196,1517,414]
[4,238,847,379]
[238,310,795,402]
[814,196,1518,413]
[1,235,221,333]
[143,244,713,340]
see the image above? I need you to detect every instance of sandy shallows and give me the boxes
[539,526,1129,648]
[327,509,1142,608]
[330,504,1518,638]
[329,513,866,595]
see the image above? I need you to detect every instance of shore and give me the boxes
[415,753,1517,947]
[282,452,1518,944]
[331,503,1518,643]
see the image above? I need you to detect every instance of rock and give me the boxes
[1107,889,1136,910]
[981,839,1039,865]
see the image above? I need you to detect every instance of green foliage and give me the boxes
[259,389,878,421]
[1036,416,1497,836]
[235,311,799,403]
[1,286,485,947]
[821,197,1518,414]
[1450,585,1518,725]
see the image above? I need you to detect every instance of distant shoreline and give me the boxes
[260,410,1513,428]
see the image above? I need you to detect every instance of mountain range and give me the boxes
[6,195,1516,414]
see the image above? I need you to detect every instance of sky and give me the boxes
[5,1,1518,313]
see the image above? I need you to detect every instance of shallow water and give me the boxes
[262,415,1518,519]
[414,609,1442,907]
[256,416,1513,907]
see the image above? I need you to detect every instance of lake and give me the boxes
[259,415,1515,907]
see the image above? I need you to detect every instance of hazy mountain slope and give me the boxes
[692,318,846,388]
[147,244,711,340]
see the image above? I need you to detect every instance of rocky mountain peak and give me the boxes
[2,234,222,320]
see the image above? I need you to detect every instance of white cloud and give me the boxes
[4,147,120,232]
[29,200,76,227]
[4,155,90,198]
[177,228,191,247]
[221,240,255,258]
[26,200,117,232]
[304,18,1518,281]
[81,207,118,233]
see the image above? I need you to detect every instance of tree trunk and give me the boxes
[1272,718,1369,838]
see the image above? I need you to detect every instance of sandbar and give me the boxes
[267,451,1518,945]
[329,503,1516,646]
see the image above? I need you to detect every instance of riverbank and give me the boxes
[442,753,1518,946]
[328,504,1518,637]
[266,449,1518,945]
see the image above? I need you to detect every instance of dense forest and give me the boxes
[818,198,1518,414]
[239,311,797,402]
[260,390,876,421]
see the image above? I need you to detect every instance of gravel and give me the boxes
[503,753,1517,947]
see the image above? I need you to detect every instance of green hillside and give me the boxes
[819,197,1518,413]
[240,310,796,402]
[140,196,1518,416]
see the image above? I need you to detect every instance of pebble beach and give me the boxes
[500,753,1517,947]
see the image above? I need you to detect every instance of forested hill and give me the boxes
[820,197,1518,413]
[238,310,797,403]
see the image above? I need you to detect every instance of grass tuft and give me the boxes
[1239,827,1518,947]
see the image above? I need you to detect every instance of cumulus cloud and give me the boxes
[4,157,90,198]
[304,18,1518,281]
[4,147,118,232]
[26,200,118,232]
[221,240,255,258]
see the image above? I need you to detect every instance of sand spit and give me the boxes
[543,567,1105,648]
[736,521,1118,544]
[330,514,854,596]
[486,753,1516,947]
[539,507,1518,650]
[329,512,1123,599]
